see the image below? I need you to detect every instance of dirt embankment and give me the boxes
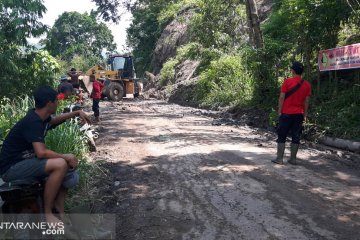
[88,99,360,240]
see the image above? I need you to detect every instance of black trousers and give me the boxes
[92,99,100,117]
[277,114,304,144]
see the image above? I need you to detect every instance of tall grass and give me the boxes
[0,96,34,144]
[0,96,89,154]
[0,95,91,194]
[45,119,89,161]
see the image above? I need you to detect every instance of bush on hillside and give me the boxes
[159,58,180,86]
[312,86,360,141]
[194,54,254,108]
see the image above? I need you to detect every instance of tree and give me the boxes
[244,0,263,48]
[0,0,48,78]
[0,0,58,98]
[263,0,355,79]
[91,0,149,23]
[91,0,124,23]
[44,11,116,62]
[90,0,175,74]
[0,0,47,46]
[190,0,246,50]
[126,0,173,75]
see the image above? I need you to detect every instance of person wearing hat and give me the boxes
[57,75,74,94]
[272,62,311,165]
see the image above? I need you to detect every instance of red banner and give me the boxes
[318,43,360,71]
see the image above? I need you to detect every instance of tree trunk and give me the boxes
[304,46,312,81]
[317,68,321,97]
[245,0,264,49]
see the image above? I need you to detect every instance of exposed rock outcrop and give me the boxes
[151,7,196,75]
[175,60,199,83]
[146,0,273,103]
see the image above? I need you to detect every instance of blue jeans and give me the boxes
[277,114,304,144]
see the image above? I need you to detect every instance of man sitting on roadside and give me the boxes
[0,86,91,225]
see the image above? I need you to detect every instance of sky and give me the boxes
[28,0,132,52]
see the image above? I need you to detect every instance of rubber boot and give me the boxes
[288,143,299,165]
[272,143,285,165]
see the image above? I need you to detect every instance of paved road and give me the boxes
[93,100,360,240]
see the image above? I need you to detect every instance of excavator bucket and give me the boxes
[80,75,93,94]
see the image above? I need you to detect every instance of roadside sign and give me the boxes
[318,43,360,71]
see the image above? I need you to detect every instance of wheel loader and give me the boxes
[80,55,143,101]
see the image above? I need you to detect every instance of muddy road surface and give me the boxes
[90,100,360,240]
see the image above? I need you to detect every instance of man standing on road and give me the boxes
[272,62,311,165]
[0,86,91,224]
[90,74,104,122]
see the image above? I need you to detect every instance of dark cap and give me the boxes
[291,62,304,75]
[60,75,68,81]
[60,85,73,94]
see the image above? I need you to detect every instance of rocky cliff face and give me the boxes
[151,7,196,75]
[150,1,273,78]
[144,0,273,106]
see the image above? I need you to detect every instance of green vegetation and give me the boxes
[0,96,89,159]
[126,0,173,75]
[0,0,59,98]
[0,0,119,209]
[195,55,254,108]
[44,11,116,72]
[0,96,93,206]
[115,0,360,140]
[0,49,60,98]
[160,58,179,86]
[311,80,360,140]
[0,96,34,144]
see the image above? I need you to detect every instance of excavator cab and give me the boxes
[107,55,135,79]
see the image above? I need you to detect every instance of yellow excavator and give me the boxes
[80,55,143,101]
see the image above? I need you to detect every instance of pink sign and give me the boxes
[318,43,360,71]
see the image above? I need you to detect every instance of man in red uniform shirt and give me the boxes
[90,74,105,122]
[272,62,311,165]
